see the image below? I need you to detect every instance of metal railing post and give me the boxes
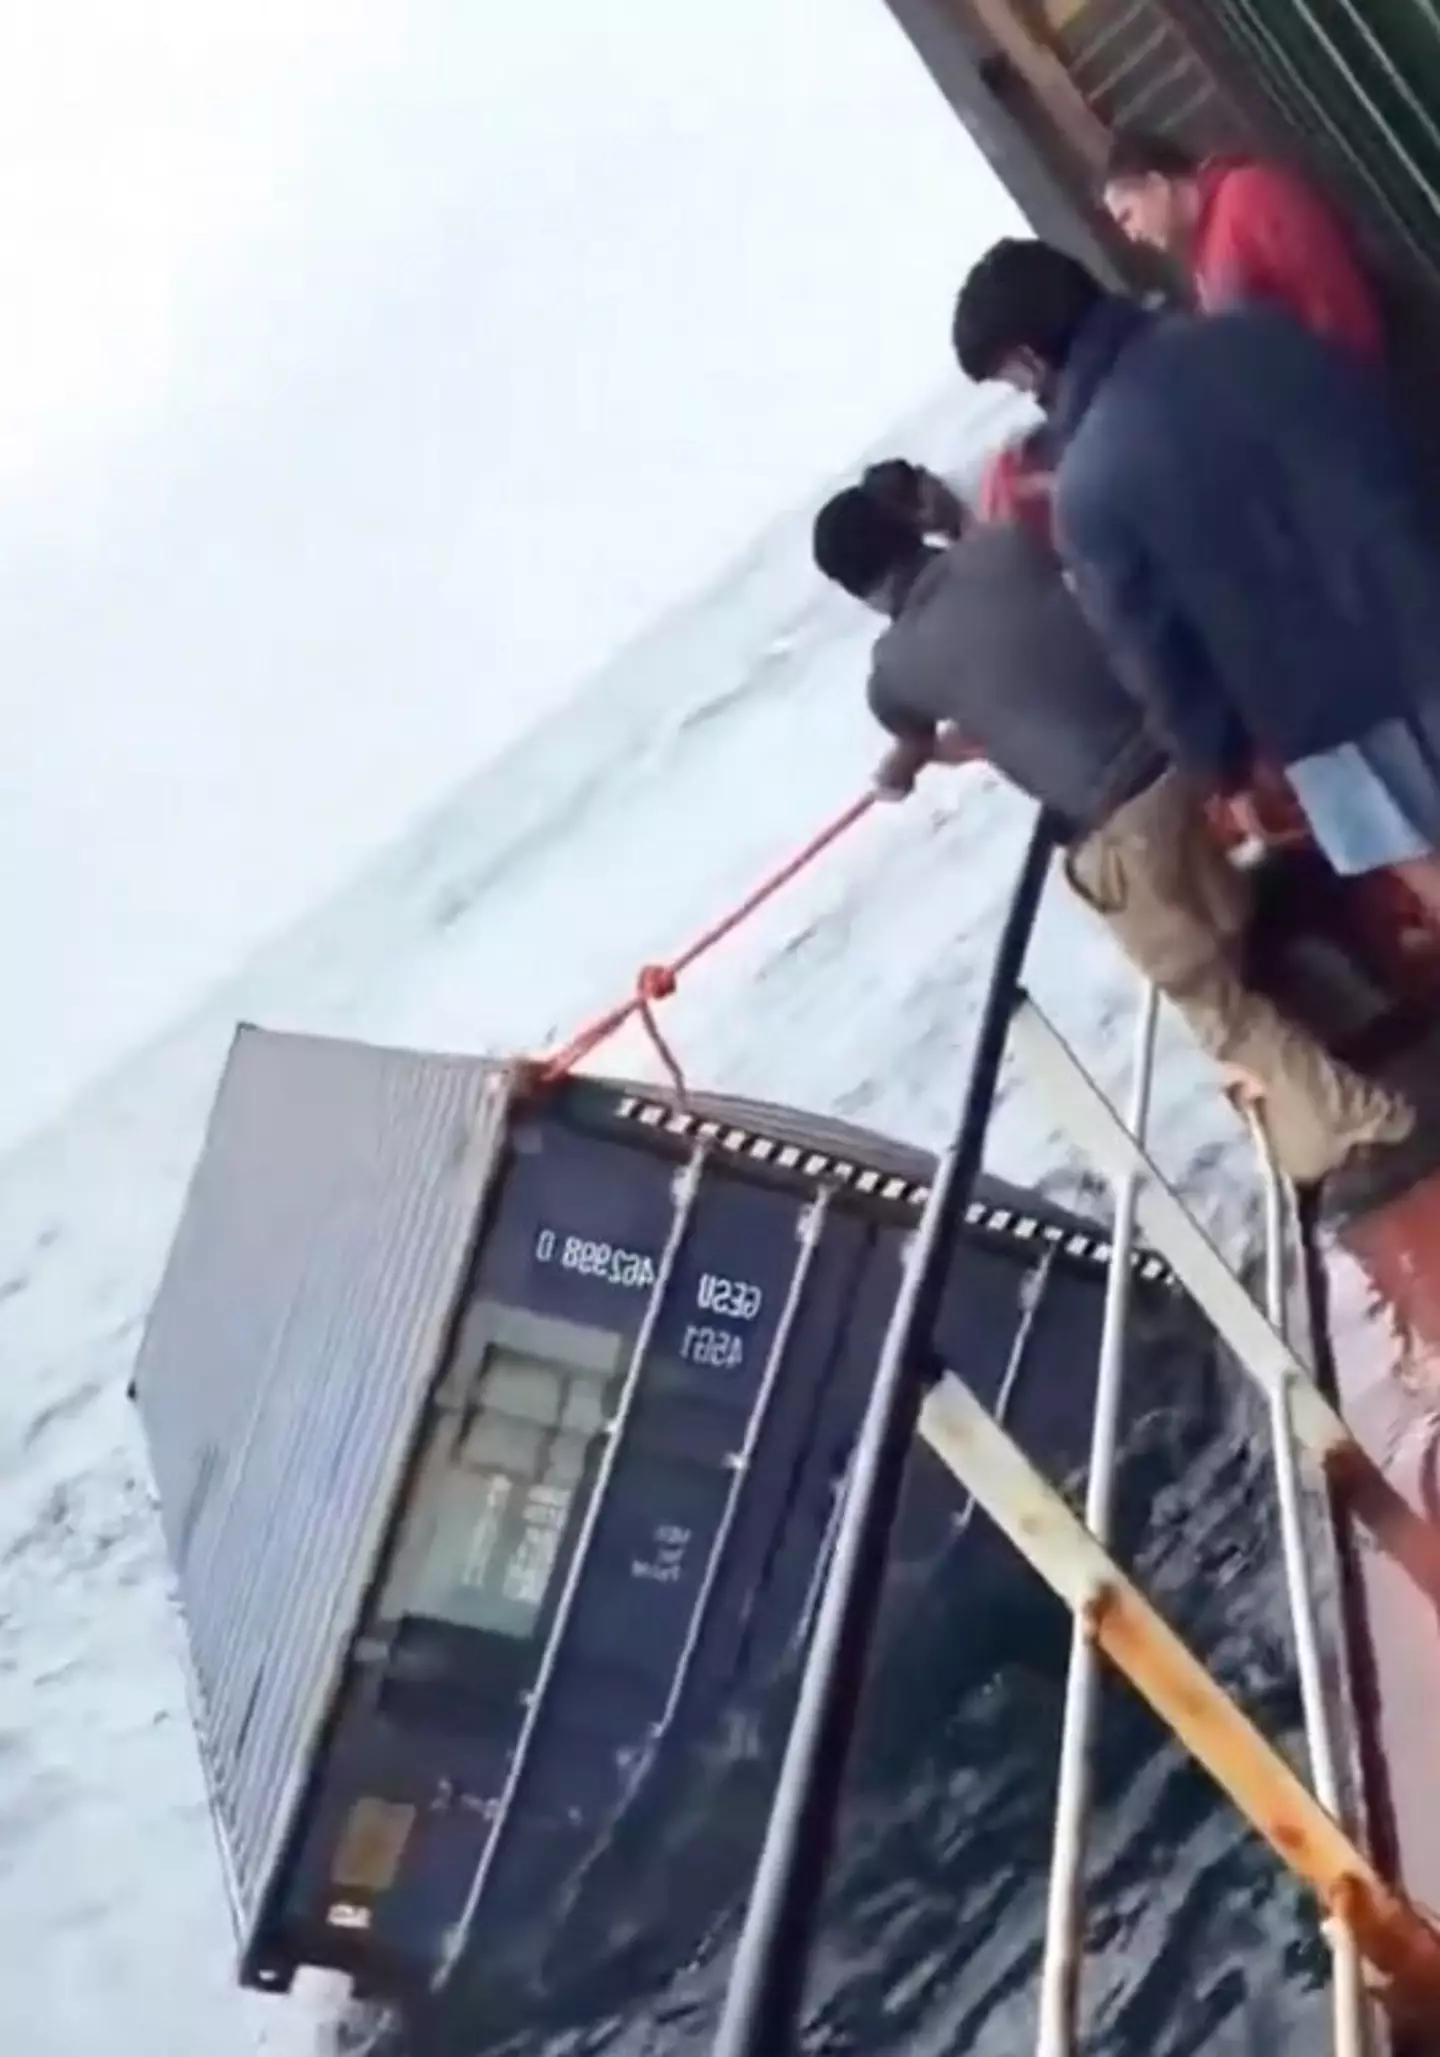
[710,811,1058,2057]
[1035,984,1160,2057]
[1246,1108,1368,2057]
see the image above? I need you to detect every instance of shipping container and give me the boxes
[132,1026,1186,2009]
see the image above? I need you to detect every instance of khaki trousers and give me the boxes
[1065,769,1408,1185]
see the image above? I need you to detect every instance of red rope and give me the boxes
[533,793,876,1093]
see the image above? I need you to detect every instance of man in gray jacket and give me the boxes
[811,479,1412,1190]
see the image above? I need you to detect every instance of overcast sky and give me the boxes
[0,1,1019,1148]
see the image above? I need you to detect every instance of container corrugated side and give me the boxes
[131,1026,513,1959]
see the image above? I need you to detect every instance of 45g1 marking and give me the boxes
[682,1324,745,1371]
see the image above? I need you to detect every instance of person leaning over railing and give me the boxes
[951,239,1440,937]
[809,475,1413,1199]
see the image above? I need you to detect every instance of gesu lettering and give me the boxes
[695,1271,764,1322]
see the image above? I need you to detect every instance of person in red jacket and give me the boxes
[1100,129,1384,358]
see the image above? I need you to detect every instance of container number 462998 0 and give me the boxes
[532,1230,657,1289]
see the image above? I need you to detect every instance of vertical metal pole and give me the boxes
[1247,1111,1367,2057]
[710,812,1057,2057]
[1035,984,1160,2057]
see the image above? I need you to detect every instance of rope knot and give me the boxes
[530,793,873,1090]
[637,963,677,1002]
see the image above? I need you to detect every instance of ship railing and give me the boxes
[713,815,1440,2057]
[922,990,1440,2052]
[1027,981,1368,2057]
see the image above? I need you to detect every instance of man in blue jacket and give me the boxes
[949,237,1440,927]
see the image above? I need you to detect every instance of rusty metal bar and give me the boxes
[918,1371,1440,2010]
[1009,994,1440,1612]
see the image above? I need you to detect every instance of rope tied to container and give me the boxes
[532,792,877,1098]
[634,962,686,1102]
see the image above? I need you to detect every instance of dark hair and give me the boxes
[951,238,1104,383]
[860,458,924,524]
[1102,129,1197,186]
[812,487,922,601]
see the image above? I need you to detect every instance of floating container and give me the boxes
[131,1025,1180,2008]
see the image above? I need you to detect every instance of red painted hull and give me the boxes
[1321,1185,1440,1910]
[1237,795,1440,2042]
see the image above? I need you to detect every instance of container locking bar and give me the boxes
[434,1144,709,1992]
